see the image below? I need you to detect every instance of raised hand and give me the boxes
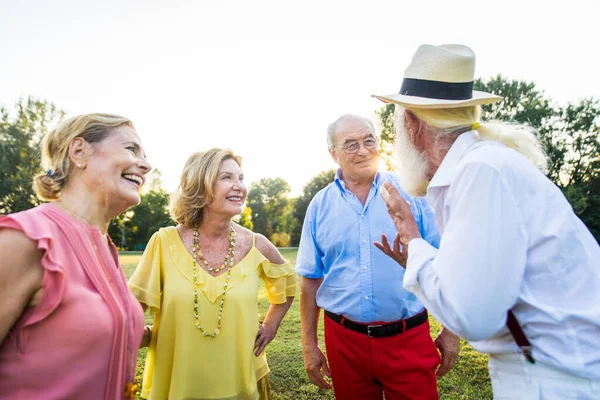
[380,182,422,248]
[374,232,407,268]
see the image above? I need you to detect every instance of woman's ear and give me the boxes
[69,137,91,168]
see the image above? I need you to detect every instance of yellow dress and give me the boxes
[128,226,297,400]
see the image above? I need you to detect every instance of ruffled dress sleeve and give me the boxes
[0,209,65,331]
[259,259,297,304]
[128,229,165,315]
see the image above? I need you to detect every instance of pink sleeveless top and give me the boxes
[0,204,144,399]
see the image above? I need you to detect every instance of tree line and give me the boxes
[1,76,599,249]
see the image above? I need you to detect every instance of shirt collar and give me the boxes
[334,169,381,191]
[428,130,480,190]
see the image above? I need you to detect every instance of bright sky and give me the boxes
[1,0,599,196]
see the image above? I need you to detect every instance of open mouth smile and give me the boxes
[122,174,144,187]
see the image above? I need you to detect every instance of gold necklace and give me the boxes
[192,225,236,337]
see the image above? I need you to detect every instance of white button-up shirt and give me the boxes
[405,131,600,380]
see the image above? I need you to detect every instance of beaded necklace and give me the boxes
[192,225,236,337]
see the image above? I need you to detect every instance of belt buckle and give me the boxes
[367,324,382,338]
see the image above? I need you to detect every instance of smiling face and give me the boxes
[82,125,152,213]
[329,118,380,181]
[205,158,247,217]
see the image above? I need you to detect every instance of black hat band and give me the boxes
[400,78,474,100]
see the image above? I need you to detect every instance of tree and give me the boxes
[474,75,561,183]
[552,99,600,239]
[109,170,175,250]
[290,169,336,246]
[475,77,600,240]
[238,206,254,230]
[0,97,64,214]
[246,177,291,240]
[375,103,397,172]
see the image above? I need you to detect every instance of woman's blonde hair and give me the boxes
[170,148,242,227]
[33,113,134,201]
[404,105,548,170]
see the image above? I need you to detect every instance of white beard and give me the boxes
[394,112,430,197]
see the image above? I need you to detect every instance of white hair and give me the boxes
[398,105,548,170]
[327,114,377,149]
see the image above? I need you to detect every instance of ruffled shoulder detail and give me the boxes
[0,206,65,335]
[160,229,298,304]
[128,227,171,314]
[259,258,296,278]
[255,250,298,305]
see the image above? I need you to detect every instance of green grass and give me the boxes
[121,249,493,399]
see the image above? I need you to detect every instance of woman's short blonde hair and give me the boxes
[33,113,134,201]
[170,148,242,227]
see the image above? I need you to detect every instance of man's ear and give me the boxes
[404,110,420,142]
[329,148,339,164]
[69,137,91,168]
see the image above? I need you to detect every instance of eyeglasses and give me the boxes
[336,137,379,154]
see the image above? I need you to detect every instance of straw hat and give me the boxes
[372,44,502,109]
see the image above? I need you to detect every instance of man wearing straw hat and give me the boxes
[373,44,600,398]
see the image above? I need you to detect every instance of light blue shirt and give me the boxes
[296,170,440,323]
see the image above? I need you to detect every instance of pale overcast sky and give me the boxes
[1,0,599,196]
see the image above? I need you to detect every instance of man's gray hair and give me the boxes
[327,114,377,149]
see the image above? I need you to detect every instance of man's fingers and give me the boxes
[436,357,451,378]
[374,234,393,256]
[382,182,405,205]
[382,182,412,215]
[380,183,391,203]
[381,234,390,247]
[308,369,331,389]
[393,233,402,252]
[322,360,331,378]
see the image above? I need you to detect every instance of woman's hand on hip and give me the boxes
[254,322,276,356]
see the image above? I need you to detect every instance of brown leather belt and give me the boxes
[324,310,428,338]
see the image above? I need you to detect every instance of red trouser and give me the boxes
[324,313,440,400]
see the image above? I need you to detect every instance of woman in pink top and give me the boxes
[0,113,152,399]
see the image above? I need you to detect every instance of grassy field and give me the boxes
[120,250,493,399]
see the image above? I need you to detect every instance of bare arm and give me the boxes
[0,229,44,344]
[254,296,294,356]
[253,233,296,355]
[301,276,331,389]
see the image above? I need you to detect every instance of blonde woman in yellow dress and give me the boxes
[128,148,296,400]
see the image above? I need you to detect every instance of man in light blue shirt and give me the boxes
[297,114,459,400]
